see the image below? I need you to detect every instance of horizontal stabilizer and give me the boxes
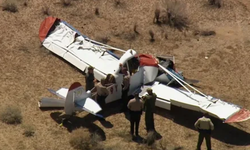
[39,97,65,108]
[48,88,68,99]
[75,98,102,114]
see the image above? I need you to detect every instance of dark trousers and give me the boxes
[96,95,107,118]
[121,88,129,112]
[129,111,141,136]
[197,129,212,150]
[145,112,155,132]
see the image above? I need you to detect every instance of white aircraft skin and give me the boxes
[39,82,102,117]
[39,16,250,123]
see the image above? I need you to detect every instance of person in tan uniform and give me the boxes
[194,113,214,150]
[91,78,109,120]
[127,92,143,137]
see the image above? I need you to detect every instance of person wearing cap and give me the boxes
[121,66,130,112]
[127,92,143,137]
[142,88,157,132]
[85,66,95,91]
[91,78,109,120]
[194,113,214,150]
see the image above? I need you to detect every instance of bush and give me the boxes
[146,131,156,146]
[70,129,102,150]
[2,0,18,13]
[23,125,35,137]
[95,35,110,44]
[154,8,161,24]
[149,30,155,42]
[208,0,222,8]
[0,106,22,124]
[166,0,188,31]
[95,8,100,16]
[193,30,216,36]
[61,0,71,7]
[42,7,50,16]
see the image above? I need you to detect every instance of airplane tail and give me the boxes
[39,82,101,116]
[65,82,88,115]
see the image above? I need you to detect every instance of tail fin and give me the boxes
[65,82,88,115]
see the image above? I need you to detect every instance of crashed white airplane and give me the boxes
[38,16,250,123]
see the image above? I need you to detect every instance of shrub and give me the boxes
[70,129,102,150]
[0,106,22,124]
[23,125,35,137]
[91,132,102,144]
[165,0,188,31]
[146,131,156,146]
[23,2,27,7]
[114,0,121,7]
[154,8,161,24]
[2,1,18,13]
[95,35,110,44]
[208,0,222,8]
[149,30,155,42]
[61,0,71,7]
[133,24,139,35]
[42,7,50,16]
[193,30,216,36]
[95,8,100,16]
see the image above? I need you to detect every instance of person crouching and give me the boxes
[92,78,109,120]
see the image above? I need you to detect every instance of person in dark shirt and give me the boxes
[142,88,157,132]
[85,66,95,91]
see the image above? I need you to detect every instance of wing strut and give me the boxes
[158,64,211,101]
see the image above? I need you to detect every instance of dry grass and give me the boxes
[0,106,22,124]
[2,0,18,13]
[0,0,250,149]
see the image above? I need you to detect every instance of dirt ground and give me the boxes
[1,0,250,149]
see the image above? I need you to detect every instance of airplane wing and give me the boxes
[139,82,250,123]
[39,17,126,81]
[139,65,250,123]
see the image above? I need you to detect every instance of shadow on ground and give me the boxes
[49,101,124,136]
[50,112,106,140]
[156,106,250,146]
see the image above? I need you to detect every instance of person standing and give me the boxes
[127,92,143,137]
[121,66,130,112]
[142,88,157,132]
[194,113,214,150]
[85,66,95,91]
[91,78,109,120]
